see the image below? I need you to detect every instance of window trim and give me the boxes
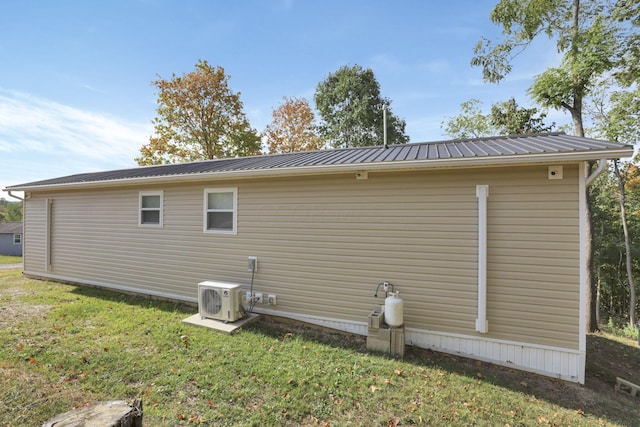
[203,187,237,235]
[139,191,164,227]
[13,233,22,244]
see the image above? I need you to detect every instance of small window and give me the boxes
[139,191,163,227]
[204,188,237,234]
[13,233,22,244]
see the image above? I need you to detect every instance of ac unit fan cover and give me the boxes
[201,288,223,316]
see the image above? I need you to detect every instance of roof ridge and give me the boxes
[411,132,567,146]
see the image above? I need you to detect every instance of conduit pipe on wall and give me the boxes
[476,185,489,333]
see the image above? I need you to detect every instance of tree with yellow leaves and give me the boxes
[264,97,324,154]
[136,60,261,165]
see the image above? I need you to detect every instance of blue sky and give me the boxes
[0,0,566,198]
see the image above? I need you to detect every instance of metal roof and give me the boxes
[6,132,634,191]
[0,222,23,234]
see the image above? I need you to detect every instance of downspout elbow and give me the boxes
[7,190,24,201]
[585,159,607,187]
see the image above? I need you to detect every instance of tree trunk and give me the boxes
[42,400,142,427]
[585,166,599,332]
[596,266,601,325]
[614,161,637,326]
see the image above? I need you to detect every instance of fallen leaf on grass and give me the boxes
[369,385,379,393]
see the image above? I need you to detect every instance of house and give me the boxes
[0,221,23,256]
[5,132,633,383]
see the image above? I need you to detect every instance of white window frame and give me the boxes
[13,233,22,244]
[139,191,164,227]
[203,188,237,235]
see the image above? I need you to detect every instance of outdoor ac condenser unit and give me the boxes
[198,281,242,322]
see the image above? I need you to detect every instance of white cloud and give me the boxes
[0,88,152,197]
[0,88,151,163]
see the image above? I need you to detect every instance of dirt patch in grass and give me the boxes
[0,363,94,425]
[0,285,51,328]
[587,332,640,389]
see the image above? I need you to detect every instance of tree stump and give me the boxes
[42,399,142,427]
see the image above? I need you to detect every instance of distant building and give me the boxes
[0,222,23,256]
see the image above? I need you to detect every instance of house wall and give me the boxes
[22,164,583,381]
[0,233,22,256]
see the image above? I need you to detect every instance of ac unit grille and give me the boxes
[200,288,222,316]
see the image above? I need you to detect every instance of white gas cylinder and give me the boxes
[384,291,404,327]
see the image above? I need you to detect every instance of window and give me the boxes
[139,191,163,226]
[13,233,22,244]
[204,188,237,234]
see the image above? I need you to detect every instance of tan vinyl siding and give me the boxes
[23,198,48,272]
[486,164,580,348]
[23,164,581,350]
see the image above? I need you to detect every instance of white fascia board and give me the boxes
[8,148,635,192]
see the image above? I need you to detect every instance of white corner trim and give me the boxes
[577,162,587,384]
[476,185,489,333]
[45,198,52,272]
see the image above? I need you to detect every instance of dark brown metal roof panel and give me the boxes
[7,133,633,189]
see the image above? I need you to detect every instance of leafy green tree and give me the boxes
[442,98,554,139]
[137,60,261,165]
[442,99,492,139]
[471,0,634,332]
[490,98,555,135]
[613,0,640,85]
[314,65,408,148]
[0,200,22,222]
[590,84,640,327]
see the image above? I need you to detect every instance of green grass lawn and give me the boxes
[1,267,638,426]
[0,255,22,264]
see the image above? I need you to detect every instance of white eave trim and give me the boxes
[6,148,634,192]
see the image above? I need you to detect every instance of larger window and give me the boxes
[139,191,163,227]
[13,233,22,244]
[204,188,237,234]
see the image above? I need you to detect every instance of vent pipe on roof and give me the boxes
[383,105,388,149]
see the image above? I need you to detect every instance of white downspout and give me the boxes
[585,159,607,187]
[476,185,489,333]
[7,190,24,201]
[45,198,52,271]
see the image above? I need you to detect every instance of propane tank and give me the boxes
[384,291,404,327]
